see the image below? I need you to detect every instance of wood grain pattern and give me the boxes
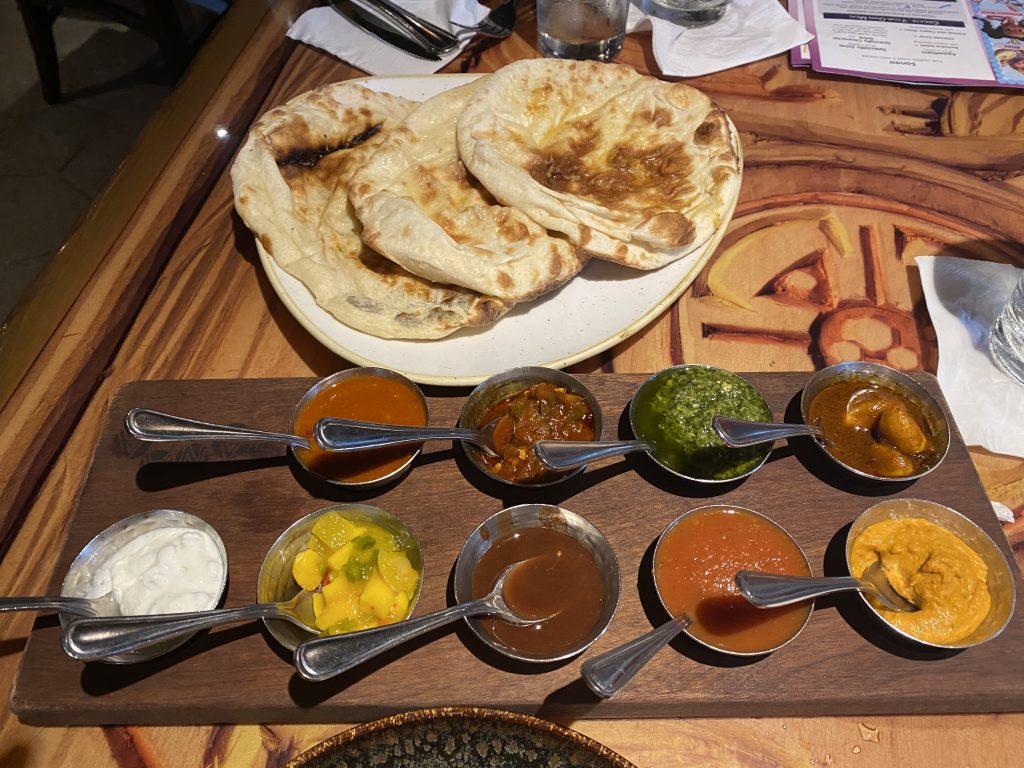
[12,375,1024,725]
[2,1,1024,765]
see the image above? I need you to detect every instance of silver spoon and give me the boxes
[315,417,500,457]
[0,593,116,618]
[582,614,691,699]
[533,439,655,471]
[126,408,309,449]
[294,560,543,681]
[735,560,918,613]
[712,416,824,448]
[61,591,318,661]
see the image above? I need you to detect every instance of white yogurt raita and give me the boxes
[76,526,225,615]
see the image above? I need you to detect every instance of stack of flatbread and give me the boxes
[231,59,742,340]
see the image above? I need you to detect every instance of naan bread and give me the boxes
[349,81,586,303]
[456,60,742,270]
[231,82,507,339]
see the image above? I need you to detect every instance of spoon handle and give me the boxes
[0,596,98,617]
[581,614,690,699]
[315,418,486,452]
[62,604,279,660]
[735,571,863,608]
[126,408,308,449]
[533,440,654,471]
[294,600,485,681]
[712,416,821,448]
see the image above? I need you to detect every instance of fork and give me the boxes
[452,0,518,38]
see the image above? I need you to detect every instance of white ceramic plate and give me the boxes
[259,74,737,386]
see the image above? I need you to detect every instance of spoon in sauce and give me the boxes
[314,416,500,457]
[735,560,919,613]
[532,439,656,471]
[293,559,546,681]
[61,590,319,661]
[712,416,824,447]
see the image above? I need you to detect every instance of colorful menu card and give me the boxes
[792,0,1024,88]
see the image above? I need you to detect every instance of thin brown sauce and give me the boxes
[471,527,604,656]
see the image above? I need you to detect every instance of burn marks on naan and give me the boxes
[530,135,699,211]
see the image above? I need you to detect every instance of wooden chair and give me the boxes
[15,0,192,104]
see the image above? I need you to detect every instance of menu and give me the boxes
[791,0,1024,88]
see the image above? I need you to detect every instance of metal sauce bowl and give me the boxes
[653,504,813,657]
[846,498,1016,650]
[289,367,429,489]
[59,509,228,664]
[799,361,950,483]
[629,365,773,484]
[453,503,620,663]
[257,503,423,652]
[458,367,604,488]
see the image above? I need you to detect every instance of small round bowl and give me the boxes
[60,509,228,664]
[653,504,813,657]
[629,365,773,484]
[458,367,603,487]
[290,367,429,489]
[800,361,950,482]
[846,498,1016,650]
[453,504,620,663]
[257,503,423,652]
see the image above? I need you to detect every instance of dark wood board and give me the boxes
[11,374,1024,725]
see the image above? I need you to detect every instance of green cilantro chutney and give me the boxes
[631,366,772,481]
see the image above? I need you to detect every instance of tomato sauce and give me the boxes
[291,374,427,484]
[654,506,811,655]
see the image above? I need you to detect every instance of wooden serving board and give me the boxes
[12,375,1024,725]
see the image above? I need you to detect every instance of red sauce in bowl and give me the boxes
[291,373,427,484]
[654,506,811,655]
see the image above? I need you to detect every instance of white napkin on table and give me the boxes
[625,0,813,77]
[290,0,810,78]
[287,1,488,76]
[917,255,1024,459]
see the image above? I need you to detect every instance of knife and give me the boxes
[327,0,442,61]
[358,0,460,53]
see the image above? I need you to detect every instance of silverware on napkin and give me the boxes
[357,0,460,52]
[327,0,442,60]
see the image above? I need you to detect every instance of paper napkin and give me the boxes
[625,0,813,77]
[288,1,488,76]
[917,255,1024,459]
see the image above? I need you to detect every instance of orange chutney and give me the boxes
[654,506,811,655]
[291,374,427,484]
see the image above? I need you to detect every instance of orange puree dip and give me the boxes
[292,374,427,484]
[655,506,811,655]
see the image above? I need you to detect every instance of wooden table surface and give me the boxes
[2,1,1024,765]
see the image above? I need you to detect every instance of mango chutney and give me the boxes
[849,517,991,645]
[654,506,811,655]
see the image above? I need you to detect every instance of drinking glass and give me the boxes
[989,272,1024,386]
[641,0,730,27]
[536,0,630,62]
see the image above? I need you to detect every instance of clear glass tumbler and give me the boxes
[641,0,731,27]
[536,0,630,62]
[989,272,1024,387]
